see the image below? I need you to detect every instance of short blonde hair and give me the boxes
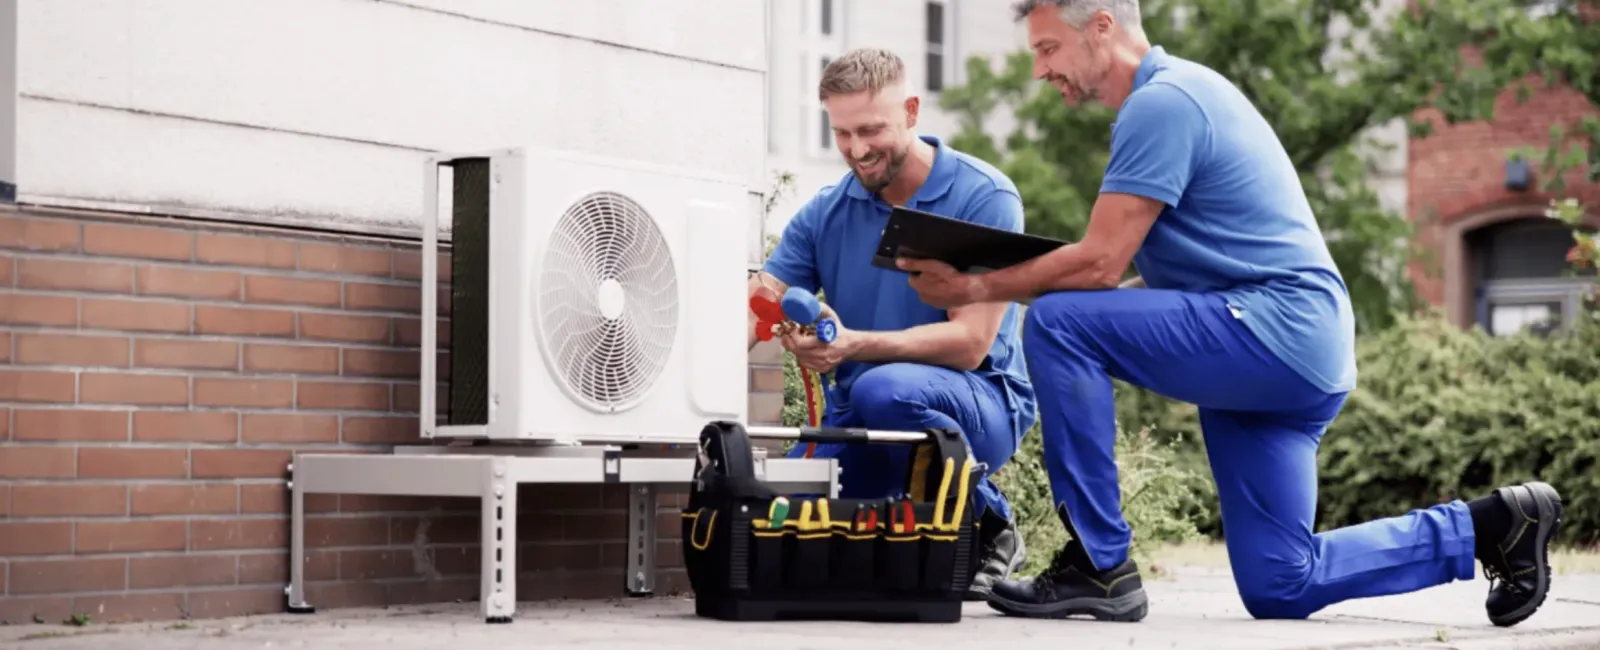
[818,48,906,102]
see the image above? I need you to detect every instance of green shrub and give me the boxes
[1112,310,1600,547]
[993,423,1208,576]
[1316,311,1600,544]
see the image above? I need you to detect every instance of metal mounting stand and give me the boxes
[283,440,836,623]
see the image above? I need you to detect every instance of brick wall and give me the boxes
[1407,78,1600,305]
[0,205,788,625]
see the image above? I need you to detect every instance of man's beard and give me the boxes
[1050,44,1109,106]
[1049,72,1100,105]
[849,145,909,193]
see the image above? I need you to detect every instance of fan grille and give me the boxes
[538,191,678,413]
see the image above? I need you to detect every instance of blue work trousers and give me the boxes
[1023,289,1477,619]
[785,363,1022,522]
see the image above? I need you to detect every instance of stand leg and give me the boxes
[286,459,315,614]
[481,458,517,623]
[626,484,657,596]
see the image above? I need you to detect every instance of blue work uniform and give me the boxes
[763,134,1037,523]
[1023,45,1477,619]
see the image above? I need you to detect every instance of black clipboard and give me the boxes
[872,205,1066,274]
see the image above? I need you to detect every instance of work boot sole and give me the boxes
[1491,481,1563,628]
[986,588,1149,622]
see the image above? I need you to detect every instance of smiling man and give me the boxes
[897,0,1565,628]
[748,47,1037,600]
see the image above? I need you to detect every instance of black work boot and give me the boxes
[986,538,1149,622]
[1469,481,1563,627]
[965,508,1027,601]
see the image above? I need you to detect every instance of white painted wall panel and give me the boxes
[19,98,426,234]
[17,0,765,235]
[386,0,766,71]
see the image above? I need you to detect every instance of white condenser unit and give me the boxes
[419,148,750,445]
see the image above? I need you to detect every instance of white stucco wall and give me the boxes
[1327,0,1410,217]
[14,0,769,240]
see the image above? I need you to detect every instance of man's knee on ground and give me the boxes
[1233,557,1324,620]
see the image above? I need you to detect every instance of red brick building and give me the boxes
[0,0,789,627]
[1407,81,1599,333]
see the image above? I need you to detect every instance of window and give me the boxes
[1487,300,1563,337]
[1468,218,1597,337]
[926,1,948,92]
[819,57,832,151]
[803,0,845,158]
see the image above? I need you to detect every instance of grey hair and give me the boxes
[1011,0,1142,30]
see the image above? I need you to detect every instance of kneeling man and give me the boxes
[900,0,1564,627]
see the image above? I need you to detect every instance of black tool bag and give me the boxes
[680,421,982,623]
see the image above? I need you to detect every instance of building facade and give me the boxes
[1,0,772,624]
[1407,82,1599,336]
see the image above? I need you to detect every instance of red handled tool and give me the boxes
[852,503,880,533]
[750,287,786,342]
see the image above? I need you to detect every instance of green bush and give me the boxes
[1111,310,1600,547]
[993,422,1208,576]
[1316,311,1600,544]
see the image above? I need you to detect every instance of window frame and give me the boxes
[803,0,846,160]
[1474,277,1596,337]
[925,1,955,93]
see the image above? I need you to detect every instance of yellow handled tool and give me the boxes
[817,498,831,530]
[948,458,975,531]
[798,499,815,531]
[932,456,955,530]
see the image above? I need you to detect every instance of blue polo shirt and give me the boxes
[763,135,1037,434]
[1104,46,1357,393]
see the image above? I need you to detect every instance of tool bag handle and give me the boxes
[744,424,932,445]
[691,421,974,517]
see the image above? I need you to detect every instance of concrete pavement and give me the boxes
[6,568,1599,650]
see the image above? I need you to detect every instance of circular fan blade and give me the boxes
[538,191,678,413]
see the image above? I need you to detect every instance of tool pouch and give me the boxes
[681,420,981,623]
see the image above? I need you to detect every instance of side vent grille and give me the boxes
[448,158,491,426]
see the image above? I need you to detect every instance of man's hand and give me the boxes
[897,258,988,310]
[781,302,860,373]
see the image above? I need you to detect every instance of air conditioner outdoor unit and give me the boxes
[419,147,751,445]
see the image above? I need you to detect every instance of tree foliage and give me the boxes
[936,0,1595,333]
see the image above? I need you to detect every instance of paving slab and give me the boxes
[5,570,1598,650]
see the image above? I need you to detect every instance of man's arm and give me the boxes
[849,189,1023,371]
[750,197,821,350]
[977,194,1162,302]
[849,301,1008,371]
[975,82,1212,304]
